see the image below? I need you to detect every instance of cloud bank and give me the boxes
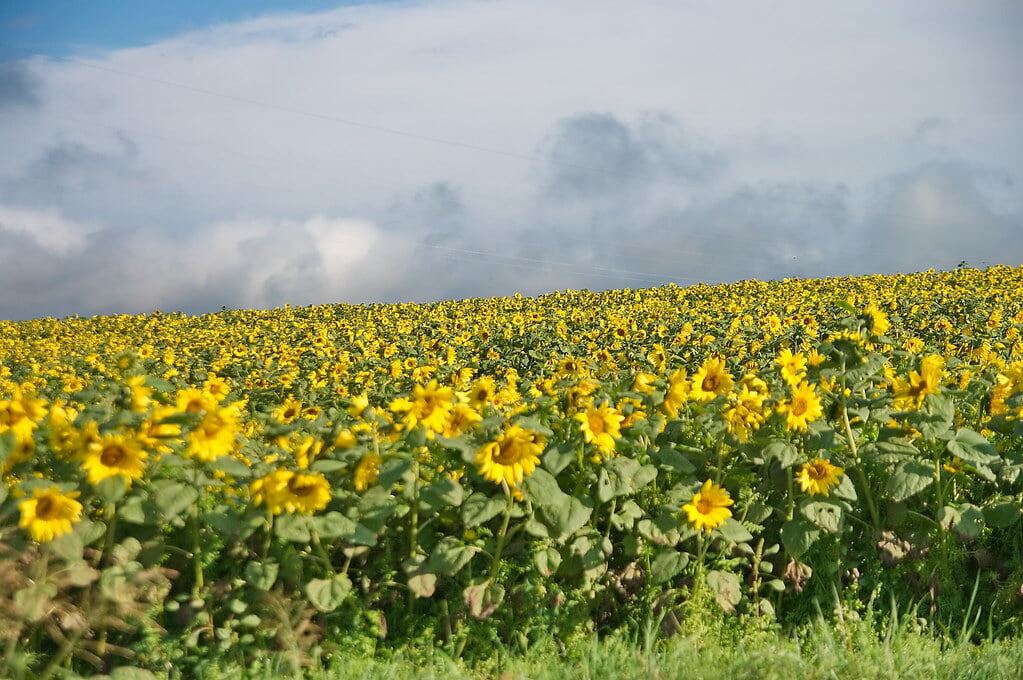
[0,0,1020,320]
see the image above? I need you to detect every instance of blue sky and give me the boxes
[0,0,1020,320]
[0,1,381,55]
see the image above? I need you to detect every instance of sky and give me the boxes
[0,0,1021,321]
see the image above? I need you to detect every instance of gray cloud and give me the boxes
[539,112,721,204]
[0,61,39,110]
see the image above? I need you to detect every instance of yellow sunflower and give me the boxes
[353,452,382,491]
[82,433,148,487]
[476,423,545,489]
[280,472,332,514]
[796,459,844,496]
[682,479,734,532]
[778,381,824,432]
[19,486,83,543]
[575,404,624,458]
[689,356,734,403]
[661,368,690,418]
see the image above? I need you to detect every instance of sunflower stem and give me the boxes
[842,403,880,528]
[487,482,515,583]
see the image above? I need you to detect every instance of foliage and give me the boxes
[0,265,1022,676]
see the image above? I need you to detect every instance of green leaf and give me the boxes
[983,498,1021,528]
[118,496,150,524]
[65,561,100,587]
[522,467,565,507]
[596,469,615,503]
[916,394,954,438]
[706,570,742,612]
[801,499,845,534]
[611,499,644,530]
[462,492,506,527]
[111,537,142,566]
[420,476,464,510]
[0,430,15,466]
[650,549,689,584]
[538,494,593,543]
[831,474,858,501]
[428,536,477,576]
[716,517,753,543]
[947,429,999,480]
[378,458,412,487]
[310,459,348,473]
[464,581,505,620]
[48,530,85,562]
[274,514,312,543]
[781,519,819,559]
[306,574,352,612]
[152,480,199,521]
[95,476,128,504]
[886,461,935,502]
[534,547,562,577]
[953,503,985,540]
[357,487,397,532]
[244,561,279,591]
[211,456,253,478]
[651,447,696,474]
[542,442,575,476]
[763,440,799,468]
[313,511,356,539]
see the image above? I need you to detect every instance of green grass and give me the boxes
[156,610,1023,680]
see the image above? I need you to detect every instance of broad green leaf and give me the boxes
[244,561,279,590]
[781,519,819,559]
[915,394,954,438]
[427,536,476,576]
[651,447,696,474]
[650,549,689,584]
[716,517,753,543]
[947,429,999,480]
[801,499,844,534]
[313,511,357,539]
[886,461,934,502]
[48,530,85,562]
[152,480,199,521]
[542,442,575,476]
[95,476,128,504]
[953,503,985,539]
[407,571,437,598]
[420,476,464,510]
[538,494,592,542]
[522,467,565,506]
[464,581,505,620]
[462,492,506,527]
[274,514,312,543]
[832,474,858,501]
[763,440,799,468]
[534,547,562,577]
[707,570,742,612]
[357,487,397,532]
[983,498,1021,528]
[306,574,352,612]
[211,456,253,478]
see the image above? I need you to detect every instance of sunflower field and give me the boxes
[1,265,1022,677]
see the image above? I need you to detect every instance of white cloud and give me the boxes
[0,0,1019,319]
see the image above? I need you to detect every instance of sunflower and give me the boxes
[82,433,148,487]
[892,355,944,411]
[476,423,545,488]
[390,380,455,436]
[778,381,823,432]
[0,385,48,441]
[775,348,807,386]
[575,404,624,458]
[250,469,293,514]
[353,452,382,491]
[19,486,83,543]
[661,368,690,418]
[273,396,304,424]
[682,479,734,532]
[186,404,242,462]
[796,459,844,496]
[689,356,734,403]
[280,472,332,514]
[862,304,891,336]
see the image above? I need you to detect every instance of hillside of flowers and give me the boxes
[1,265,1022,676]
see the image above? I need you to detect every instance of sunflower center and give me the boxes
[36,496,58,519]
[101,445,126,467]
[493,442,522,465]
[695,496,716,515]
[702,375,719,392]
[287,477,315,496]
[791,397,808,417]
[808,463,827,480]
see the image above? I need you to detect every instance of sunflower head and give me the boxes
[19,486,83,543]
[682,479,734,532]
